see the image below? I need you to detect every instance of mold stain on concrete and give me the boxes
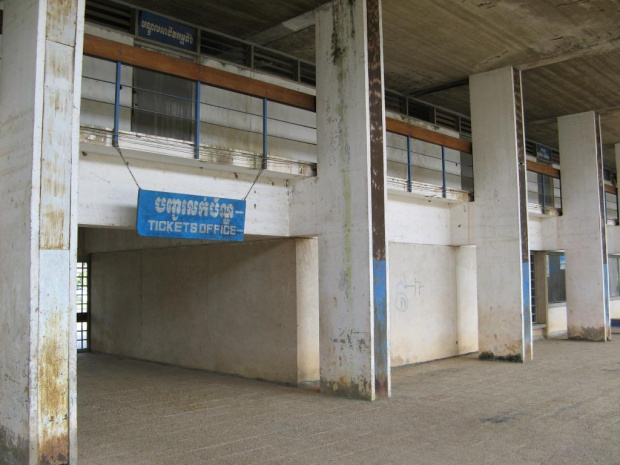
[568,325,606,341]
[0,426,29,465]
[478,351,523,363]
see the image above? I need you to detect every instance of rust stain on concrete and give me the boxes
[40,209,67,250]
[38,311,70,465]
[46,0,77,45]
[321,375,373,400]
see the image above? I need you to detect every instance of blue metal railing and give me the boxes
[85,57,475,197]
[387,136,474,197]
[83,58,316,168]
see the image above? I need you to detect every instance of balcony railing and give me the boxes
[81,55,317,177]
[81,37,475,201]
[386,133,474,201]
[605,185,619,224]
[527,161,562,215]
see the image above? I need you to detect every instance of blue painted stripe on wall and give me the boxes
[373,259,388,388]
[603,263,610,325]
[522,262,532,345]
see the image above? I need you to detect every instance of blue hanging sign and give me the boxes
[536,144,552,163]
[138,11,197,52]
[137,189,246,241]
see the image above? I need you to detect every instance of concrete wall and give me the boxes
[456,246,479,353]
[387,194,452,245]
[89,235,319,385]
[610,299,620,320]
[547,304,568,337]
[389,243,477,366]
[87,228,480,381]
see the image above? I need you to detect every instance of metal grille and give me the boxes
[407,100,434,123]
[77,261,89,351]
[200,30,251,67]
[385,90,406,114]
[85,0,134,33]
[253,48,299,81]
[299,62,316,86]
[459,118,472,138]
[435,110,459,131]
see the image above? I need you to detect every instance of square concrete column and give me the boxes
[558,112,611,341]
[315,0,390,400]
[0,0,84,463]
[470,67,533,362]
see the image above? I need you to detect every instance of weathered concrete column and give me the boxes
[315,0,390,399]
[470,67,533,362]
[0,0,84,463]
[558,112,610,341]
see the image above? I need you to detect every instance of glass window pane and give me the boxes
[609,256,620,298]
[547,253,566,304]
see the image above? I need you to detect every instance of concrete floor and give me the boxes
[78,339,620,465]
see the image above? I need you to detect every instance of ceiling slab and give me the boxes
[124,0,620,147]
[380,0,620,94]
[127,0,329,39]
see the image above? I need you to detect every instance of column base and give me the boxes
[478,351,523,363]
[320,378,374,401]
[568,325,608,341]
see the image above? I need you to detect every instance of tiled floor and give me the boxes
[78,339,620,464]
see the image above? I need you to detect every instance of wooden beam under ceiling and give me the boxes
[527,160,560,178]
[385,118,472,154]
[83,34,317,111]
[83,34,472,155]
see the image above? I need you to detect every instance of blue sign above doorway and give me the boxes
[136,189,246,241]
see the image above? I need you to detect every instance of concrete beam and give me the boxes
[0,0,84,463]
[518,37,620,71]
[470,67,532,362]
[558,112,611,341]
[315,0,390,400]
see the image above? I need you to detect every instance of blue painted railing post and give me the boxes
[113,61,121,147]
[194,81,201,159]
[441,145,447,198]
[406,135,412,192]
[262,98,268,170]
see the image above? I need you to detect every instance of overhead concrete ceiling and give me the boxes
[126,0,330,39]
[127,0,620,163]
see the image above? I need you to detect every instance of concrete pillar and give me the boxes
[0,0,84,463]
[470,67,533,362]
[558,112,610,341]
[315,0,390,399]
